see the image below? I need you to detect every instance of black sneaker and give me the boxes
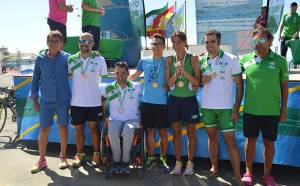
[120,161,130,174]
[110,161,120,174]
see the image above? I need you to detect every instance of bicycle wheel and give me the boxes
[0,103,7,133]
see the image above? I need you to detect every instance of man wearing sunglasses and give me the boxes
[68,32,108,167]
[82,0,105,51]
[278,2,300,57]
[240,27,289,186]
[200,29,244,185]
[102,62,143,174]
[129,34,170,173]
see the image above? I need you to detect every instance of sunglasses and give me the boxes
[151,43,163,48]
[115,62,129,71]
[252,38,267,44]
[79,40,92,44]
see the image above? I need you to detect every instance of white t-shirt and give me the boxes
[68,52,108,107]
[102,81,143,122]
[200,50,242,109]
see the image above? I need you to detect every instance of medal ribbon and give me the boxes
[152,58,162,82]
[175,52,187,79]
[117,86,127,107]
[80,56,91,74]
[207,51,221,74]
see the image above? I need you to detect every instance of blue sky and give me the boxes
[0,0,295,60]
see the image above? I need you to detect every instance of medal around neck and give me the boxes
[81,74,87,80]
[118,108,124,114]
[178,81,184,87]
[152,82,158,88]
[211,71,217,79]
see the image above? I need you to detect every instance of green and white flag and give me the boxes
[267,0,285,34]
[129,0,146,36]
[145,6,167,31]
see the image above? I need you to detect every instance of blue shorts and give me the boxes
[168,95,200,124]
[39,100,70,128]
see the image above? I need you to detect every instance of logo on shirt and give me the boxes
[149,67,159,80]
[220,75,225,80]
[229,121,233,127]
[268,62,276,69]
[285,73,289,77]
[191,114,199,119]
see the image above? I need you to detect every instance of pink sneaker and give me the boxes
[241,173,254,186]
[31,159,47,173]
[262,176,278,186]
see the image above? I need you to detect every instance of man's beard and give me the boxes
[80,47,90,53]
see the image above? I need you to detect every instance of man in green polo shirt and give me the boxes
[240,27,289,186]
[278,2,300,57]
[81,0,105,51]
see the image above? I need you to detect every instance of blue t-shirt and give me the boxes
[137,56,168,105]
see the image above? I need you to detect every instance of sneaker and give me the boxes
[160,156,170,173]
[183,161,194,176]
[59,154,68,169]
[92,152,100,167]
[110,161,121,174]
[72,153,86,167]
[143,155,157,170]
[170,160,183,175]
[31,159,47,173]
[120,161,130,174]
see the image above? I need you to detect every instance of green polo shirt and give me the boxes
[282,13,300,38]
[286,39,300,64]
[239,50,289,116]
[82,0,100,27]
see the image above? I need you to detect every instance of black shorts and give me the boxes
[71,106,103,125]
[82,25,100,51]
[243,113,279,141]
[47,18,67,43]
[168,95,200,124]
[141,102,169,129]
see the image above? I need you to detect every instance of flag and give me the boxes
[267,0,285,34]
[129,0,146,36]
[164,4,185,38]
[147,5,175,37]
[146,6,167,31]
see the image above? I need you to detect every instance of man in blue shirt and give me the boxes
[129,33,170,173]
[30,30,71,173]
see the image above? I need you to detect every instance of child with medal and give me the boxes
[129,34,171,173]
[165,31,201,176]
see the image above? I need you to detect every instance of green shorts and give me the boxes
[202,108,235,133]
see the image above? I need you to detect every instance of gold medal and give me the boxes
[118,108,124,114]
[211,72,217,79]
[178,81,184,87]
[81,74,87,80]
[152,82,158,88]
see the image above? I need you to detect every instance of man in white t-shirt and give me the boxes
[200,29,244,185]
[102,62,143,174]
[68,32,108,167]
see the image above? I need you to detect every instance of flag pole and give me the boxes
[185,0,187,34]
[166,2,169,50]
[142,0,148,50]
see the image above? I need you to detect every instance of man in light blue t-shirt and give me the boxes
[129,33,170,173]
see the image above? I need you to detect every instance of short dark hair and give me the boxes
[204,29,221,45]
[153,33,165,45]
[114,62,128,71]
[291,2,297,7]
[171,31,188,49]
[262,6,267,10]
[47,30,63,42]
[252,27,274,40]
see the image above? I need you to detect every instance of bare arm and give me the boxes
[278,22,285,41]
[232,75,244,124]
[82,2,105,15]
[58,2,73,12]
[165,56,180,87]
[181,55,200,86]
[292,24,300,38]
[128,70,143,82]
[279,81,289,123]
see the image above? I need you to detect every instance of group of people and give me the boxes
[27,1,296,186]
